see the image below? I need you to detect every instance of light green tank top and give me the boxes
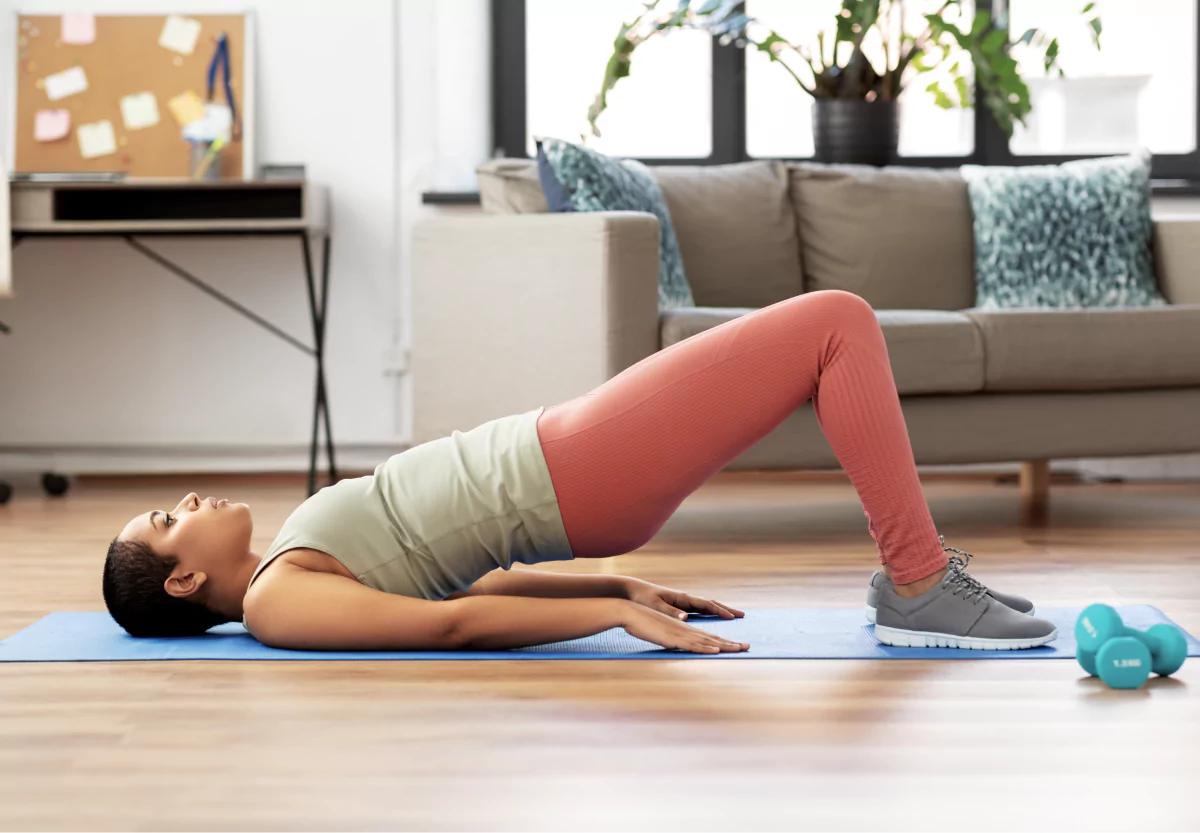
[241,406,574,629]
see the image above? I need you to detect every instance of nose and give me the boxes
[179,492,199,511]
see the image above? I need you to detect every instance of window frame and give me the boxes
[491,0,1200,177]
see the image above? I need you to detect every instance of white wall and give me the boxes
[1,0,1195,483]
[0,0,428,477]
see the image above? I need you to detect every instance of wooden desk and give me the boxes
[3,179,337,498]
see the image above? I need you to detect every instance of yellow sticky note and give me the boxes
[168,90,205,127]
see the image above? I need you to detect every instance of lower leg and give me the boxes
[883,562,950,597]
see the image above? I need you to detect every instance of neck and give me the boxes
[208,550,263,621]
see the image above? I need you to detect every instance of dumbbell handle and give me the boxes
[1079,616,1160,655]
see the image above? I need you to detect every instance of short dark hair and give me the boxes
[103,537,232,637]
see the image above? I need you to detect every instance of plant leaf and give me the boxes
[1043,37,1059,71]
[982,28,1007,52]
[970,9,990,36]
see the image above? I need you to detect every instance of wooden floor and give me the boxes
[1,471,1198,831]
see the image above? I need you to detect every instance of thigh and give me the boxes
[536,295,828,557]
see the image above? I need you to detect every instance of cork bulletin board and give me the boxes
[12,13,253,178]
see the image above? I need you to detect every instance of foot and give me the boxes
[872,556,1057,650]
[865,535,1036,624]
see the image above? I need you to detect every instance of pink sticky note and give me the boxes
[61,13,96,45]
[34,109,71,142]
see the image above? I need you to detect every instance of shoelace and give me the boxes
[938,534,990,604]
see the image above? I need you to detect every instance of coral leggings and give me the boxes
[534,289,948,585]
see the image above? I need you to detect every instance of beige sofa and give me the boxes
[412,159,1200,517]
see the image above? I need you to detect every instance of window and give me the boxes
[524,0,713,158]
[745,0,975,158]
[490,0,1200,179]
[1008,0,1197,155]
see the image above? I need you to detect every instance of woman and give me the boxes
[104,290,1057,653]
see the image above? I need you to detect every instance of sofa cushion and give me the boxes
[787,163,976,311]
[961,151,1169,310]
[538,137,694,311]
[659,304,984,395]
[652,161,803,309]
[965,304,1200,391]
[475,157,804,309]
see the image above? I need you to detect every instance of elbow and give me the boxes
[437,600,473,650]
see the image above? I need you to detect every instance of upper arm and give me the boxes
[244,567,461,651]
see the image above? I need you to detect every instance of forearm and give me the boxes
[445,595,630,650]
[472,568,631,600]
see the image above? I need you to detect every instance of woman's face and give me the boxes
[119,492,254,565]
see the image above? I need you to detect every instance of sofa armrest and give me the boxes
[411,211,661,444]
[1154,218,1200,305]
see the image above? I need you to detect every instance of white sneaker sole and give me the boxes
[865,603,1035,624]
[873,623,1058,650]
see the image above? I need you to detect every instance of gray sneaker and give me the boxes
[873,557,1057,650]
[865,535,1036,623]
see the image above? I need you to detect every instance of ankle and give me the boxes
[894,566,949,598]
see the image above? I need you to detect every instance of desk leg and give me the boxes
[301,231,337,497]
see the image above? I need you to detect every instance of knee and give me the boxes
[806,289,879,331]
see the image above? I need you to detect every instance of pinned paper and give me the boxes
[43,65,87,101]
[61,13,95,45]
[77,120,117,159]
[34,109,71,142]
[182,103,232,142]
[167,90,206,126]
[120,92,160,130]
[158,15,201,55]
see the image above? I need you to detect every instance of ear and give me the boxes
[163,570,207,600]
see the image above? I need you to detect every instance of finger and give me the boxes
[692,637,745,653]
[678,624,748,651]
[657,603,688,621]
[712,600,746,618]
[702,632,750,651]
[692,597,736,620]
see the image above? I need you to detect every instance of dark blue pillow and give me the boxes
[536,142,574,213]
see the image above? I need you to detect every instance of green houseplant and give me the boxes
[589,0,1102,165]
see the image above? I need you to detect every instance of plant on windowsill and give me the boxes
[588,0,1103,166]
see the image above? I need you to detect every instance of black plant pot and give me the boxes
[812,99,898,166]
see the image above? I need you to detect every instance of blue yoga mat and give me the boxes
[1,605,1197,662]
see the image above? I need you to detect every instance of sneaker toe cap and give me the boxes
[970,603,1057,640]
[989,588,1035,615]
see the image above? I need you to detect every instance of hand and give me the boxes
[618,601,749,654]
[625,578,745,622]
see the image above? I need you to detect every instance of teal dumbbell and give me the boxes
[1095,637,1153,689]
[1075,604,1188,687]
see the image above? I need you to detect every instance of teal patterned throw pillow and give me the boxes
[537,137,695,311]
[961,151,1169,309]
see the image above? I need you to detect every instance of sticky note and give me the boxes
[43,65,87,101]
[61,13,95,45]
[77,120,117,159]
[120,92,160,130]
[182,103,233,143]
[34,109,70,142]
[158,15,201,55]
[167,90,206,126]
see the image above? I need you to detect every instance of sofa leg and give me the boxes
[1019,460,1050,526]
